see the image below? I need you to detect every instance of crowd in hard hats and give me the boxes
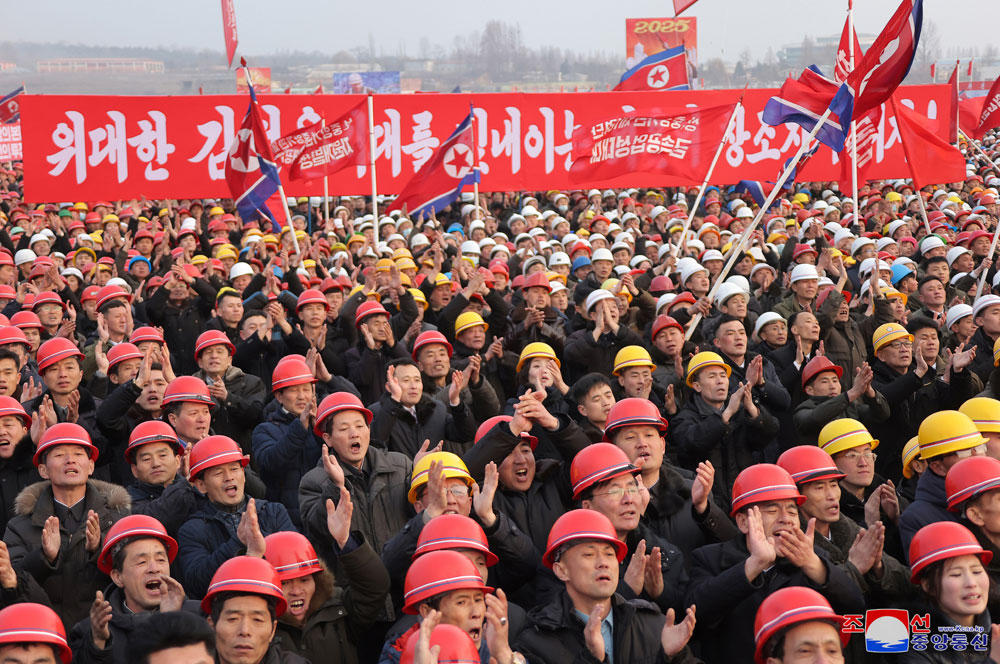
[2,134,1000,663]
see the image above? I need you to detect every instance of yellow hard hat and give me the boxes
[216,247,237,261]
[872,323,913,353]
[398,273,412,287]
[793,193,810,204]
[901,436,921,479]
[209,206,225,216]
[375,258,394,273]
[601,278,632,304]
[960,398,1000,435]
[73,202,88,212]
[918,410,987,460]
[302,258,316,269]
[408,451,474,503]
[190,255,208,266]
[392,248,413,260]
[547,270,567,286]
[517,342,559,372]
[992,337,1000,367]
[818,418,879,456]
[883,288,907,307]
[885,191,903,203]
[455,312,487,336]
[685,351,731,388]
[262,234,279,246]
[395,257,417,272]
[613,346,656,376]
[408,288,428,309]
[102,214,120,224]
[433,273,452,289]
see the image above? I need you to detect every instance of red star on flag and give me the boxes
[445,149,470,171]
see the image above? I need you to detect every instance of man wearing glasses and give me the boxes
[898,409,989,561]
[869,322,976,481]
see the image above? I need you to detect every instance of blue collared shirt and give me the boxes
[574,607,614,664]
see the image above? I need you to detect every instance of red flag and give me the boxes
[220,0,239,68]
[838,105,882,193]
[972,74,1000,139]
[960,97,987,136]
[198,86,204,95]
[0,87,23,124]
[569,104,736,186]
[947,62,959,142]
[835,9,863,84]
[968,59,974,77]
[225,87,282,222]
[846,0,923,119]
[314,84,324,95]
[614,47,689,92]
[284,86,291,94]
[929,63,936,80]
[673,0,698,15]
[271,122,321,170]
[288,102,368,182]
[890,96,966,189]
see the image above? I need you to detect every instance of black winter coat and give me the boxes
[94,379,158,483]
[898,469,958,563]
[193,366,266,454]
[369,392,477,458]
[0,435,40,536]
[251,405,324,527]
[564,324,645,383]
[126,474,202,539]
[146,278,218,376]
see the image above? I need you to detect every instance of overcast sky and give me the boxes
[7,0,990,64]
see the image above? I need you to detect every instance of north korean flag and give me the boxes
[614,46,690,92]
[0,86,24,124]
[387,107,480,218]
[224,86,282,224]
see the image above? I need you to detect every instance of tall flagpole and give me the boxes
[685,105,837,340]
[321,116,330,229]
[367,92,379,221]
[240,60,299,255]
[471,104,481,221]
[848,0,859,217]
[665,98,744,278]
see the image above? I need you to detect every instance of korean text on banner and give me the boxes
[20,86,955,201]
[569,104,735,186]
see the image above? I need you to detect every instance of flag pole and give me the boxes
[665,98,744,278]
[684,105,836,340]
[974,216,1000,305]
[240,59,300,255]
[959,128,995,165]
[471,103,480,221]
[848,0,860,219]
[321,116,330,229]
[367,92,379,221]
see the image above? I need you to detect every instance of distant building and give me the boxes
[777,33,876,73]
[36,58,165,74]
[0,63,15,73]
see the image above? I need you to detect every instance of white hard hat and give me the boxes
[754,311,786,338]
[461,241,480,254]
[229,263,254,280]
[715,282,747,306]
[946,304,974,329]
[14,249,35,266]
[789,264,820,283]
[592,248,614,263]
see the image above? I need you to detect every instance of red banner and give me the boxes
[625,18,698,74]
[288,102,368,182]
[0,123,21,161]
[220,0,238,68]
[570,104,734,185]
[19,86,955,202]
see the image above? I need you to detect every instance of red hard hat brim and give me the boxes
[754,611,848,664]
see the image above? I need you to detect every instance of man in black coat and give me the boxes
[146,264,218,376]
[0,398,39,536]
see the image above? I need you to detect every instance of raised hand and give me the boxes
[643,545,664,598]
[744,506,776,581]
[690,461,714,515]
[472,462,499,528]
[774,518,825,582]
[879,481,901,523]
[583,604,607,662]
[158,574,187,613]
[623,539,648,595]
[661,606,697,657]
[321,445,345,486]
[325,486,354,548]
[413,438,443,467]
[90,590,113,649]
[385,365,403,402]
[41,516,61,564]
[848,521,885,575]
[0,541,16,589]
[236,499,266,557]
[85,510,101,553]
[65,390,80,424]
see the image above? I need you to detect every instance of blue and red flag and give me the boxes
[762,67,853,152]
[0,86,24,124]
[387,107,480,217]
[225,85,282,224]
[845,0,923,119]
[614,46,690,92]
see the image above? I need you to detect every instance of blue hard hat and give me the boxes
[890,263,914,286]
[571,256,592,272]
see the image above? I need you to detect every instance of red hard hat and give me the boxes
[296,288,329,312]
[10,311,43,330]
[161,376,214,409]
[400,624,480,664]
[97,514,177,574]
[319,277,342,293]
[188,435,248,478]
[474,415,537,450]
[106,342,142,372]
[800,356,844,389]
[776,446,846,485]
[666,291,696,312]
[95,285,131,310]
[264,531,322,581]
[355,300,389,327]
[413,514,498,566]
[125,420,184,463]
[602,398,668,442]
[730,464,805,517]
[542,509,627,569]
[130,326,164,346]
[36,337,84,373]
[0,603,72,663]
[753,587,847,664]
[31,291,64,311]
[402,550,493,614]
[0,396,29,427]
[271,358,316,392]
[946,455,1000,512]
[909,521,992,583]
[522,271,552,292]
[33,422,98,467]
[569,442,639,500]
[315,392,373,435]
[194,330,235,359]
[411,330,453,361]
[0,326,28,348]
[651,315,683,340]
[80,285,100,303]
[201,556,287,616]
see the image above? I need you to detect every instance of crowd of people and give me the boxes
[1,130,1000,664]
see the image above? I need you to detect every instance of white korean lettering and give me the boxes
[190,105,236,180]
[47,111,87,183]
[402,111,439,172]
[88,111,128,183]
[127,111,176,181]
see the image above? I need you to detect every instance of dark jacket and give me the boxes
[369,392,477,458]
[670,392,779,506]
[967,326,999,385]
[233,328,312,392]
[898,469,957,563]
[193,365,267,453]
[564,324,645,383]
[4,480,130,627]
[176,497,296,598]
[817,291,892,388]
[273,534,391,664]
[127,475,202,539]
[686,537,865,664]
[0,435,40,536]
[252,405,325,527]
[506,304,568,357]
[344,341,410,406]
[516,590,699,664]
[792,390,891,445]
[838,471,910,564]
[22,389,112,482]
[898,605,993,664]
[146,277,218,376]
[94,379,159,483]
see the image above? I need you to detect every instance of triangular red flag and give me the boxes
[960,97,986,136]
[972,74,1000,139]
[673,0,698,15]
[846,0,923,119]
[947,62,959,142]
[890,96,966,189]
[834,9,863,84]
